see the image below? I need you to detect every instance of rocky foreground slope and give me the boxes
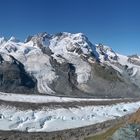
[87,108,140,140]
[0,32,140,98]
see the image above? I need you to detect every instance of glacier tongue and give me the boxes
[24,50,57,94]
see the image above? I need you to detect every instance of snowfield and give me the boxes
[0,98,140,132]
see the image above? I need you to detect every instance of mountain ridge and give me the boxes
[0,32,140,98]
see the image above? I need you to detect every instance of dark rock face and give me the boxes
[49,56,82,97]
[78,63,140,98]
[68,63,77,86]
[0,54,37,94]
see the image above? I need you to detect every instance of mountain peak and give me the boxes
[9,36,20,42]
[0,37,7,44]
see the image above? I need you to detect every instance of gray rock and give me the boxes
[0,54,37,94]
[111,124,140,140]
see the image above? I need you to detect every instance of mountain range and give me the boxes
[0,32,140,98]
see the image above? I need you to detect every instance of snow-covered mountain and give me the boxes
[0,32,140,98]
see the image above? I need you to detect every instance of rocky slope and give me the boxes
[0,53,36,93]
[109,108,140,140]
[0,32,140,97]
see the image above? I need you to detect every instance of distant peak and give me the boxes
[128,54,139,59]
[0,37,7,44]
[0,37,6,40]
[9,36,20,42]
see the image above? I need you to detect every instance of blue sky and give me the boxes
[0,0,140,55]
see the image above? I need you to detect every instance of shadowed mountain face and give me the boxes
[0,54,37,94]
[0,32,140,97]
